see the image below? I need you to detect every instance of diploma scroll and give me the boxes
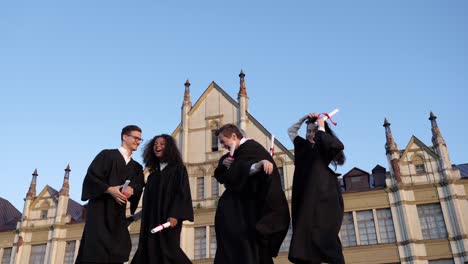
[229,141,236,157]
[322,109,339,121]
[150,221,171,234]
[120,180,130,198]
[121,180,130,193]
[269,135,275,156]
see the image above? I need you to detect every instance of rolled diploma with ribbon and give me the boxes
[150,221,171,234]
[121,180,130,194]
[322,109,339,121]
[269,135,275,156]
[229,141,236,157]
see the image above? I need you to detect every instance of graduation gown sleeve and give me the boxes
[81,150,110,201]
[214,154,229,184]
[128,164,144,215]
[167,165,194,222]
[314,130,344,158]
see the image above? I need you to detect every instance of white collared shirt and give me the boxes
[160,162,168,171]
[238,138,263,175]
[239,137,249,146]
[118,147,132,165]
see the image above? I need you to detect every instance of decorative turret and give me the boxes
[183,79,192,108]
[22,169,38,222]
[383,118,402,183]
[238,70,247,98]
[429,112,452,173]
[59,164,71,196]
[181,79,191,162]
[238,70,249,131]
[26,169,38,199]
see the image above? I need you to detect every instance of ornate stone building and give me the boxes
[0,72,467,263]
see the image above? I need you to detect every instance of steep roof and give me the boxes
[454,163,468,179]
[0,197,21,231]
[343,167,370,178]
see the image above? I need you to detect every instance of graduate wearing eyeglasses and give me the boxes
[76,125,145,264]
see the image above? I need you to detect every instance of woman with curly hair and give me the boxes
[131,134,194,264]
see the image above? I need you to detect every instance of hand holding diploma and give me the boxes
[307,109,339,126]
[106,185,127,205]
[222,141,237,169]
[229,141,236,157]
[322,109,339,122]
[150,221,172,234]
[222,156,234,169]
[121,180,133,198]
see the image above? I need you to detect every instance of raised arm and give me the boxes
[288,114,309,141]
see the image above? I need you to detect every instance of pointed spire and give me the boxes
[183,79,192,107]
[383,118,402,183]
[238,70,247,98]
[383,118,398,154]
[26,169,38,199]
[60,164,70,196]
[429,111,447,147]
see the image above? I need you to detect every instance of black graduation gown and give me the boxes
[214,139,290,264]
[288,132,345,264]
[76,149,144,264]
[131,163,194,264]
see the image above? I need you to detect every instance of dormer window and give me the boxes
[412,155,426,174]
[211,130,219,152]
[40,210,48,219]
[210,121,220,152]
[415,164,426,174]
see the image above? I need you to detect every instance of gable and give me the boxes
[400,136,438,162]
[344,167,370,178]
[172,81,238,138]
[30,185,58,209]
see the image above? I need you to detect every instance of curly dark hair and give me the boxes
[142,134,183,172]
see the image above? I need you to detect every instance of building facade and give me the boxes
[0,72,467,263]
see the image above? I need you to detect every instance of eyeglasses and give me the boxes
[126,134,143,142]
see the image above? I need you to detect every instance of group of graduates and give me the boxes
[75,112,346,264]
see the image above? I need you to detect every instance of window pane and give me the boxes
[357,210,377,245]
[197,177,205,200]
[415,164,426,174]
[340,212,356,247]
[377,208,396,243]
[63,241,76,264]
[194,227,206,259]
[211,131,218,152]
[40,210,48,219]
[29,244,46,264]
[212,177,219,198]
[2,247,12,264]
[210,226,216,258]
[417,204,447,240]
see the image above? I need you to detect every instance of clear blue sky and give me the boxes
[1,0,467,210]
